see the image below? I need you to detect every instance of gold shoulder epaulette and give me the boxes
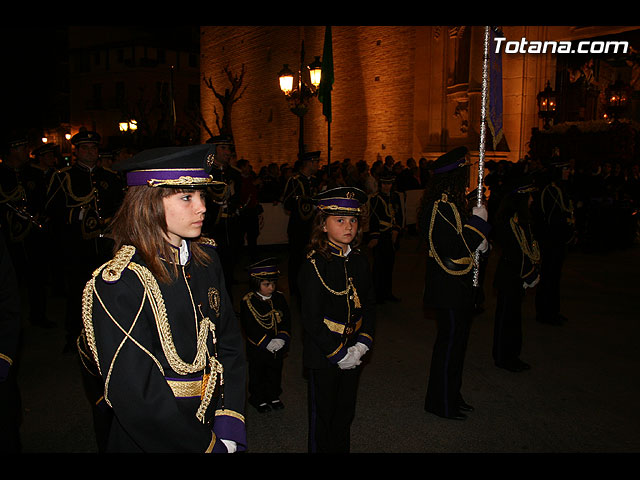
[99,245,136,283]
[306,249,316,259]
[198,236,218,248]
[242,292,254,302]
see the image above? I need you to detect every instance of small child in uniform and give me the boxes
[240,258,292,413]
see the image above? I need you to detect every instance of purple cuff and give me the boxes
[357,333,373,349]
[327,343,348,364]
[467,215,492,238]
[213,411,247,452]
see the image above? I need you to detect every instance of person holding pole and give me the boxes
[418,147,490,420]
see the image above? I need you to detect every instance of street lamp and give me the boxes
[308,56,323,88]
[537,81,557,129]
[119,119,138,132]
[278,41,322,155]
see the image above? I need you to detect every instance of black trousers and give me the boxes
[372,234,396,300]
[535,242,566,322]
[424,307,472,417]
[238,210,260,262]
[307,366,360,453]
[64,237,112,347]
[0,362,22,452]
[493,287,525,365]
[247,347,284,406]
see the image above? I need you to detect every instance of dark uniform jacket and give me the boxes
[422,196,491,309]
[0,163,47,243]
[46,163,124,241]
[281,173,318,239]
[298,242,375,369]
[203,162,243,245]
[493,214,540,292]
[0,233,21,381]
[79,239,247,453]
[241,290,291,357]
[368,190,403,240]
[535,181,575,247]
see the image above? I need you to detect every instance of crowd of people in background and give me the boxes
[2,128,640,452]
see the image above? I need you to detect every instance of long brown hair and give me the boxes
[109,185,211,283]
[307,211,363,259]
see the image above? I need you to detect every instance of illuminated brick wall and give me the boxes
[200,26,418,170]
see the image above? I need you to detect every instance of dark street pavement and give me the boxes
[12,232,640,455]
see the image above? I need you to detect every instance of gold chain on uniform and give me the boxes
[245,294,281,331]
[81,247,224,423]
[510,214,541,264]
[428,194,476,276]
[309,257,361,308]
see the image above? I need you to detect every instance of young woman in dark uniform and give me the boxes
[78,144,247,453]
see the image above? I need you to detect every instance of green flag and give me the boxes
[318,26,334,123]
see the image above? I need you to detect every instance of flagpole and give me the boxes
[473,25,490,287]
[318,26,333,174]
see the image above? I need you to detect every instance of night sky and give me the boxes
[0,26,66,146]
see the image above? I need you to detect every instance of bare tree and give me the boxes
[201,63,247,140]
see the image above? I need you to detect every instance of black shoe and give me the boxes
[255,402,271,413]
[495,360,524,372]
[270,399,285,410]
[514,359,531,370]
[458,401,474,412]
[425,407,467,421]
[386,295,401,303]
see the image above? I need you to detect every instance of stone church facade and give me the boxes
[200,25,639,171]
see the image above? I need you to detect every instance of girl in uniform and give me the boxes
[78,144,247,453]
[298,186,375,453]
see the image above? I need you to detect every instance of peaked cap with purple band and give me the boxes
[432,146,469,175]
[247,257,280,280]
[314,186,368,216]
[113,144,226,189]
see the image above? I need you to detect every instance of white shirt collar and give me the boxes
[256,291,272,300]
[178,239,190,265]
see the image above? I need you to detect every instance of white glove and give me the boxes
[221,439,237,453]
[524,275,540,289]
[266,338,285,353]
[352,342,369,361]
[478,239,489,253]
[472,205,488,221]
[337,346,362,370]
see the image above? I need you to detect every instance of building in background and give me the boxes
[200,25,640,175]
[37,26,201,160]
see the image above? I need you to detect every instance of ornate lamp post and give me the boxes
[537,81,557,129]
[278,42,322,156]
